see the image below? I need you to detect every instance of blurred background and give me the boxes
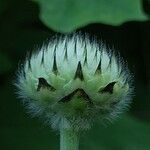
[0,0,150,149]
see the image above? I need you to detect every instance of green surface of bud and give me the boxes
[15,34,133,130]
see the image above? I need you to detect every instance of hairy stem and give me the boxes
[60,118,79,150]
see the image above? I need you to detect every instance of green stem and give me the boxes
[60,118,79,150]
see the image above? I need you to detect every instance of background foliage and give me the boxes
[0,0,150,150]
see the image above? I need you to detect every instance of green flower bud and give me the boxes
[15,34,133,131]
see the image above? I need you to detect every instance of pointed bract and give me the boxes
[15,34,134,131]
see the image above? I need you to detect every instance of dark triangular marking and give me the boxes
[95,59,101,74]
[52,45,58,74]
[37,77,56,91]
[28,59,31,70]
[41,50,44,65]
[74,61,84,80]
[74,37,77,55]
[59,88,93,105]
[83,44,87,65]
[94,49,98,59]
[99,81,116,94]
[64,40,68,60]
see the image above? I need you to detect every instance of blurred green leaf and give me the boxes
[81,114,150,150]
[1,127,59,150]
[33,0,148,33]
[1,114,150,150]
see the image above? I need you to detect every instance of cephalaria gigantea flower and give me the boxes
[15,34,134,130]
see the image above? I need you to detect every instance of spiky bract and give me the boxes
[15,34,133,130]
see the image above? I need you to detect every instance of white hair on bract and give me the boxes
[15,34,134,131]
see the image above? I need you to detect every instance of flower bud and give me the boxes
[15,34,134,130]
